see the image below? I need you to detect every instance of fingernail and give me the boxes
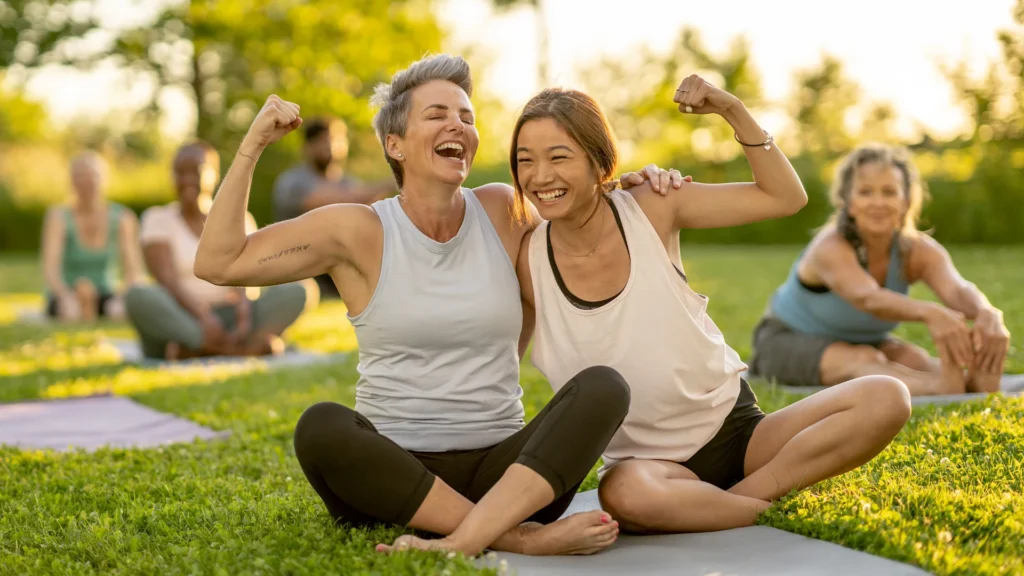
[601,515,609,523]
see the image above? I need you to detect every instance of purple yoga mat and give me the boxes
[0,395,228,451]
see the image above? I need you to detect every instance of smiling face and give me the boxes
[172,146,218,211]
[387,80,478,188]
[846,161,909,237]
[515,118,601,221]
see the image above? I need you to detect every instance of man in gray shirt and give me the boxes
[272,116,392,297]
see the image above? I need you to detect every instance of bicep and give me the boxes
[809,241,882,306]
[915,240,966,304]
[216,205,366,287]
[672,182,798,230]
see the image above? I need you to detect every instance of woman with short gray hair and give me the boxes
[194,54,680,557]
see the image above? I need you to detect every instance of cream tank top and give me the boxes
[528,189,746,471]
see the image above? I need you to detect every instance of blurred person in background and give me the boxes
[749,143,1011,396]
[124,141,314,360]
[40,151,144,322]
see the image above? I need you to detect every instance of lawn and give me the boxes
[0,247,1022,576]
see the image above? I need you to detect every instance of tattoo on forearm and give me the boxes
[258,244,311,265]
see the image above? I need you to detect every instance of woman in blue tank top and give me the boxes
[750,144,1011,396]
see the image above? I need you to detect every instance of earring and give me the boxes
[397,152,403,158]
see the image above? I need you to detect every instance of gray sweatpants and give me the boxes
[123,283,308,358]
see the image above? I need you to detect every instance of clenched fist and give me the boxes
[240,95,303,155]
[673,74,740,116]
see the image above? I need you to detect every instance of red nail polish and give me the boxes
[601,515,609,523]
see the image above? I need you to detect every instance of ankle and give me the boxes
[514,523,544,555]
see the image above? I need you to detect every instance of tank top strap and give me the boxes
[106,203,123,249]
[607,189,680,271]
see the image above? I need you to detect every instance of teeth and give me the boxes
[434,142,464,153]
[536,189,566,201]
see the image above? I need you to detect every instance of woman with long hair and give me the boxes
[750,144,1011,396]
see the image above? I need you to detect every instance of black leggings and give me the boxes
[293,366,630,527]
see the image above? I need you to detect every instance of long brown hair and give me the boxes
[509,88,620,223]
[825,143,928,266]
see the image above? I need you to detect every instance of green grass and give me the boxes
[0,247,1022,575]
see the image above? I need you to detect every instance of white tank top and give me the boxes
[529,189,745,471]
[349,189,526,452]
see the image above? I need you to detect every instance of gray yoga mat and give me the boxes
[489,490,929,576]
[771,373,1024,406]
[0,394,229,451]
[110,338,347,369]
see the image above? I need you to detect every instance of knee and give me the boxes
[122,285,150,321]
[599,473,653,527]
[74,278,97,300]
[293,402,354,463]
[856,375,912,433]
[573,365,631,420]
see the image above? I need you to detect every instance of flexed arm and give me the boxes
[195,95,376,287]
[645,74,808,231]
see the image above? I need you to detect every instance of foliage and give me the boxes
[0,0,102,70]
[101,0,442,225]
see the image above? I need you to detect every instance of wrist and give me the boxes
[975,306,1001,323]
[238,138,264,161]
[719,100,749,125]
[919,302,943,323]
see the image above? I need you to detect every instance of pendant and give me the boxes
[764,144,772,151]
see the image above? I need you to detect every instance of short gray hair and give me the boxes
[371,54,473,188]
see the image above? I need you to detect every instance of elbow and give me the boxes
[846,291,876,313]
[784,186,809,216]
[193,254,226,285]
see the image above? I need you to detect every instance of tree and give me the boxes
[0,80,47,142]
[98,0,444,223]
[492,0,549,89]
[787,55,859,157]
[109,0,443,146]
[0,0,103,73]
[579,28,765,167]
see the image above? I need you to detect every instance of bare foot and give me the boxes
[375,534,459,555]
[165,342,181,361]
[518,510,619,556]
[374,511,619,558]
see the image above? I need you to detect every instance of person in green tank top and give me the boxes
[40,151,144,322]
[750,144,1012,395]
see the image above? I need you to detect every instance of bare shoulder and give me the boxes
[904,232,948,277]
[473,181,516,204]
[472,182,540,258]
[803,226,853,265]
[473,182,516,216]
[307,202,382,239]
[44,204,66,222]
[625,181,674,234]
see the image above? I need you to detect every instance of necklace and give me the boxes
[552,199,607,258]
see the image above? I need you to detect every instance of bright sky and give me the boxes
[16,0,1018,141]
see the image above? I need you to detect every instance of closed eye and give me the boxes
[517,157,532,163]
[552,155,567,161]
